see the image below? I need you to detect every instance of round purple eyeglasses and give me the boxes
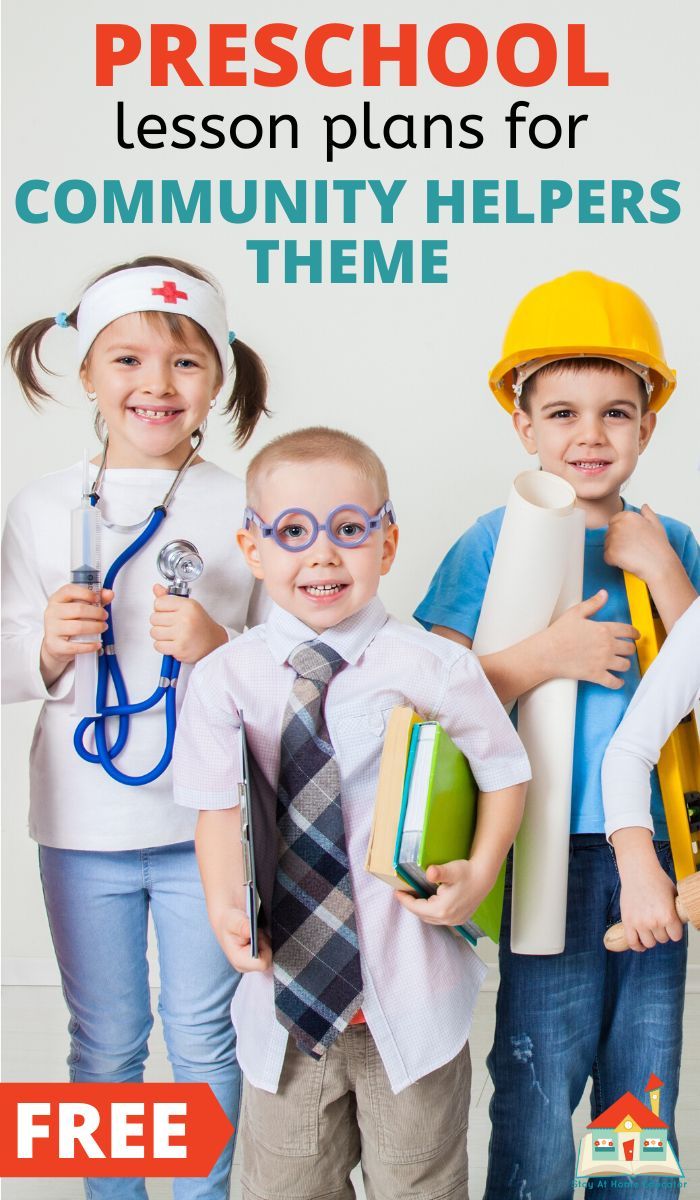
[243,501,396,552]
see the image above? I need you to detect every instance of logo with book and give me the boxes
[575,1075,683,1182]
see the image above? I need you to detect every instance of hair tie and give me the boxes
[228,330,237,345]
[55,311,70,328]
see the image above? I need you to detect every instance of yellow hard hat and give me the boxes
[489,271,676,414]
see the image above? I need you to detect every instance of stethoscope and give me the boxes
[73,432,204,786]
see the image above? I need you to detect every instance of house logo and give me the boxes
[575,1075,683,1182]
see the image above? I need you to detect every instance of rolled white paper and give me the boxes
[472,470,585,954]
[510,508,585,954]
[472,471,578,657]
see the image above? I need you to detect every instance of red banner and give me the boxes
[0,1083,234,1177]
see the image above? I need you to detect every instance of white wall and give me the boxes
[3,0,699,982]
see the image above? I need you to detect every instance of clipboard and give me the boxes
[238,713,259,958]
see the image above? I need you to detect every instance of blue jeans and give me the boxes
[485,835,687,1200]
[39,841,241,1200]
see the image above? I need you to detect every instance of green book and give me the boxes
[393,722,505,944]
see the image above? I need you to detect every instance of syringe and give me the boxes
[71,450,102,718]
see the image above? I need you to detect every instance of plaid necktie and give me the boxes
[272,640,363,1058]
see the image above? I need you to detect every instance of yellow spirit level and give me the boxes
[624,572,700,882]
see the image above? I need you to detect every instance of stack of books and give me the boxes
[365,707,505,945]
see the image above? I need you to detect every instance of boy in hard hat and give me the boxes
[415,272,699,1199]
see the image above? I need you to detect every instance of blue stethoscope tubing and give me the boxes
[73,433,201,786]
[73,506,181,785]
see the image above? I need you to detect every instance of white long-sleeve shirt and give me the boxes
[2,460,267,850]
[174,596,531,1094]
[602,597,700,840]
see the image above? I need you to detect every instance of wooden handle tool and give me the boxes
[604,873,700,951]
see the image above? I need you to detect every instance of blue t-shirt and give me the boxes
[414,505,700,837]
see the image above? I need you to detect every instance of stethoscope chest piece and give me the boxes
[74,536,206,786]
[157,540,204,596]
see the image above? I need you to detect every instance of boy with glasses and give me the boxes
[173,426,530,1200]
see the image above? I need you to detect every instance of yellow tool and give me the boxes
[604,574,700,952]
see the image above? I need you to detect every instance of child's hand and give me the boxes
[545,590,638,688]
[41,584,113,686]
[211,905,272,972]
[150,584,228,663]
[394,859,491,928]
[604,505,674,585]
[619,862,684,952]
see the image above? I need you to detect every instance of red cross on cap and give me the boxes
[151,280,188,304]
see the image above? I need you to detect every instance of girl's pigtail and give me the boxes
[224,340,270,447]
[6,309,79,409]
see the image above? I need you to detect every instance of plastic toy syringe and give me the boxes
[71,450,102,718]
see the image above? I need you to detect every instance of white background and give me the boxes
[2,1,699,980]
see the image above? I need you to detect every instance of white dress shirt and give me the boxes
[602,596,700,840]
[174,595,531,1094]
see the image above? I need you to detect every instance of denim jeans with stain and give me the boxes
[484,834,686,1200]
[39,841,241,1200]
